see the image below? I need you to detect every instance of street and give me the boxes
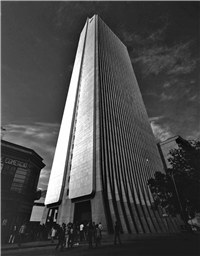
[2,235,200,256]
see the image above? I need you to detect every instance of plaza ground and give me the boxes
[1,233,200,256]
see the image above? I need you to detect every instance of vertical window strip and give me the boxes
[107,60,131,234]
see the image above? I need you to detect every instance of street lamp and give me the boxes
[168,169,188,229]
[163,213,171,236]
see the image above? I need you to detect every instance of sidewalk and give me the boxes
[1,232,198,251]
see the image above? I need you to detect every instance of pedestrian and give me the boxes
[83,223,87,241]
[55,223,65,251]
[92,222,96,243]
[86,221,90,241]
[98,222,103,240]
[95,224,101,247]
[8,224,17,244]
[38,224,43,240]
[64,223,70,248]
[18,223,27,247]
[80,223,84,242]
[41,224,45,240]
[61,223,66,249]
[114,221,122,245]
[68,223,74,248]
[43,224,49,241]
[73,222,79,245]
[55,225,61,250]
[50,225,57,243]
[88,221,93,249]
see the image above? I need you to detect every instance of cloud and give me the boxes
[132,41,197,77]
[186,129,200,141]
[149,116,174,142]
[53,3,198,80]
[147,80,192,102]
[39,169,51,190]
[163,82,171,88]
[120,13,169,47]
[39,169,51,179]
[188,95,198,101]
[54,2,109,39]
[167,60,196,75]
[146,91,160,98]
[188,92,200,102]
[149,116,164,122]
[150,120,174,142]
[160,92,175,101]
[3,122,60,190]
[162,78,181,89]
[121,15,198,78]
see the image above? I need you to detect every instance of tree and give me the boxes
[148,140,200,224]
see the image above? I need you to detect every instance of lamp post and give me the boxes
[163,213,171,236]
[169,171,188,229]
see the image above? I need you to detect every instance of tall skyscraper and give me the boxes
[44,15,182,234]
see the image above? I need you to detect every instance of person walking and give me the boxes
[55,225,61,250]
[18,223,27,247]
[64,223,70,248]
[98,222,103,240]
[92,222,96,243]
[50,225,57,243]
[114,221,122,245]
[8,224,17,244]
[73,222,79,245]
[86,221,90,241]
[88,221,93,249]
[95,224,101,247]
[80,223,84,242]
[68,223,74,248]
[55,223,65,251]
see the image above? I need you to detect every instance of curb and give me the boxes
[1,243,55,251]
[1,233,198,251]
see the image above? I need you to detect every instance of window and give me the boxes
[2,165,17,176]
[10,167,32,193]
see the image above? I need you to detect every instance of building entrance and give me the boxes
[73,200,92,224]
[46,207,58,230]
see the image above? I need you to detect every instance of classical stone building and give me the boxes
[44,15,182,234]
[1,139,45,243]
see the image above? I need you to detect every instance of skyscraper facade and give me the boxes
[44,15,182,234]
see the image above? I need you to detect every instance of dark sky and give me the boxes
[1,1,200,190]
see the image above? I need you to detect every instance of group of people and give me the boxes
[87,221,103,249]
[51,221,104,251]
[8,222,51,246]
[8,220,122,250]
[8,222,27,247]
